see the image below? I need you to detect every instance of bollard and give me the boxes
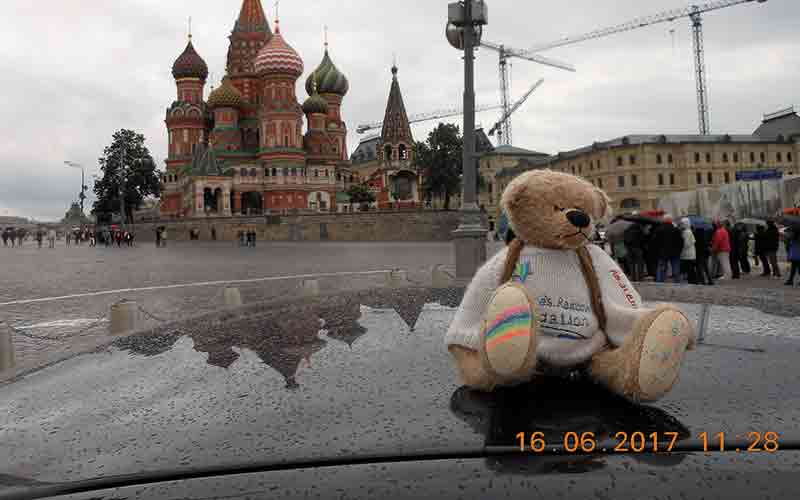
[223,287,243,307]
[432,265,454,288]
[0,322,16,372]
[109,300,139,335]
[385,270,408,288]
[302,279,320,297]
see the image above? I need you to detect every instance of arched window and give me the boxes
[398,144,408,161]
[384,145,393,161]
[284,136,290,147]
[314,169,319,177]
[272,168,277,177]
[324,169,329,177]
[250,168,257,177]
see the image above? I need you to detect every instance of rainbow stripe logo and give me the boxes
[485,305,532,350]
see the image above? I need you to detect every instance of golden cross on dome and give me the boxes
[188,16,192,40]
[274,0,280,32]
[324,25,329,49]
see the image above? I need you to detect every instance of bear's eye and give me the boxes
[553,205,564,212]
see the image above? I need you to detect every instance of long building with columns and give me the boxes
[495,108,800,215]
[159,0,358,218]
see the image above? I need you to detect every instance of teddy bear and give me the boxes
[446,169,696,403]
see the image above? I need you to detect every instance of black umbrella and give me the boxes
[778,215,800,232]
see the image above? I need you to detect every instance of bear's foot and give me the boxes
[479,283,539,381]
[590,306,694,403]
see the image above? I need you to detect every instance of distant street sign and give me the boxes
[736,169,783,182]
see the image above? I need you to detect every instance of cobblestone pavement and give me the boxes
[2,239,798,379]
[0,241,455,372]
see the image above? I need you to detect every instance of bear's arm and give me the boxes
[444,247,509,351]
[588,245,646,348]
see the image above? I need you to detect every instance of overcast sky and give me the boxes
[1,0,796,220]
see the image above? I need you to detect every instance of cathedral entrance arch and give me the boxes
[390,171,418,202]
[241,192,263,216]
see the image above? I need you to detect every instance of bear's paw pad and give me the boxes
[638,311,691,400]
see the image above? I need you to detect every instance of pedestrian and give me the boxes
[725,221,741,279]
[47,228,56,248]
[711,221,732,280]
[654,217,683,284]
[160,227,167,247]
[623,222,645,282]
[785,229,800,287]
[155,227,162,247]
[755,225,770,276]
[735,222,751,275]
[35,228,44,248]
[764,220,782,278]
[693,223,714,285]
[1,229,7,247]
[679,217,697,284]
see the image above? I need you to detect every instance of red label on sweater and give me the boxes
[611,270,638,308]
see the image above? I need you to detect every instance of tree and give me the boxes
[347,184,376,211]
[415,123,463,210]
[93,129,161,225]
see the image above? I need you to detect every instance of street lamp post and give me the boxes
[64,161,87,215]
[448,1,489,281]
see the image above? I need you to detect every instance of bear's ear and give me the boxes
[593,187,613,220]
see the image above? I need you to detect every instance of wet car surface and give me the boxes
[1,287,799,499]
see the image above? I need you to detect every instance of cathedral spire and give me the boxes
[380,63,412,147]
[234,0,270,33]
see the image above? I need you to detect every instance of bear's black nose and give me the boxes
[566,209,590,229]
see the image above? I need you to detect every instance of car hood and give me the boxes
[1,287,799,494]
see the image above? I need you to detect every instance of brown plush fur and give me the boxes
[452,169,692,403]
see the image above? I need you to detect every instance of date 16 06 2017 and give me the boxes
[515,432,780,453]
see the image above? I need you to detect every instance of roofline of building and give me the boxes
[495,133,799,179]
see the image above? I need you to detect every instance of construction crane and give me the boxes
[523,0,769,135]
[478,41,576,146]
[488,78,545,143]
[356,103,503,134]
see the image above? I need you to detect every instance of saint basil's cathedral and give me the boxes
[160,0,422,218]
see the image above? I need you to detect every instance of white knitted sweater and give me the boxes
[446,244,645,367]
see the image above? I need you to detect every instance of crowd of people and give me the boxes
[606,215,800,287]
[1,226,143,249]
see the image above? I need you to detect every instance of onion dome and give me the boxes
[305,50,349,97]
[303,89,329,115]
[172,38,209,81]
[253,23,304,78]
[207,78,244,109]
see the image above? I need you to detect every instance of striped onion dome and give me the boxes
[207,78,244,109]
[305,50,349,97]
[253,24,304,78]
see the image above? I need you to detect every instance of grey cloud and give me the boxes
[1,0,796,219]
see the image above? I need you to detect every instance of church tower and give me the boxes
[226,0,271,103]
[254,17,305,163]
[305,34,350,163]
[378,64,413,168]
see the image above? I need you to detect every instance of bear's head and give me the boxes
[500,169,611,250]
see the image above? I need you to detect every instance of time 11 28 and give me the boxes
[700,432,779,452]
